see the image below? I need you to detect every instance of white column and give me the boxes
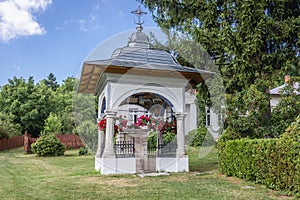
[102,110,117,157]
[176,112,187,157]
[96,130,104,157]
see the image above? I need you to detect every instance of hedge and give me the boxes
[218,117,300,196]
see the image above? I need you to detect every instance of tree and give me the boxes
[0,112,21,138]
[43,112,62,134]
[140,0,300,137]
[0,77,54,136]
[270,82,300,137]
[149,29,226,129]
[43,73,59,91]
[52,77,77,133]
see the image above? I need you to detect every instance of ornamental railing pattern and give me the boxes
[114,139,135,158]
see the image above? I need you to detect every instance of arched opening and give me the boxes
[116,92,175,124]
[113,92,177,160]
[101,97,106,114]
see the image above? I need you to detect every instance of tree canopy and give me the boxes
[140,0,300,137]
[0,75,84,137]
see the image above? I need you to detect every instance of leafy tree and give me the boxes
[0,77,54,136]
[52,77,77,133]
[270,82,300,137]
[140,0,300,138]
[0,75,95,137]
[0,112,21,138]
[43,112,62,134]
[149,29,226,129]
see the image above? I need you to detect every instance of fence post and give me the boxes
[24,131,30,153]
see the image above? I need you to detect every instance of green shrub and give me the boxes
[187,125,214,147]
[78,147,88,155]
[218,126,300,196]
[147,131,176,149]
[280,115,300,142]
[163,131,176,144]
[31,134,65,156]
[276,116,300,195]
[147,131,157,149]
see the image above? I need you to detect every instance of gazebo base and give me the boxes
[156,156,189,172]
[95,156,189,175]
[95,157,137,175]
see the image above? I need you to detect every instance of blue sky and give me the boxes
[0,0,158,86]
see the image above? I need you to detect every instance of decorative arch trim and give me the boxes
[111,88,182,113]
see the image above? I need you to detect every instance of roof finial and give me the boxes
[131,5,147,32]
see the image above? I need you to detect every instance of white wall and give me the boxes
[270,95,280,109]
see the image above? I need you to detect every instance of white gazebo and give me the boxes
[78,6,214,175]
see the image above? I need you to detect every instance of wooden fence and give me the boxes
[23,132,85,153]
[56,134,85,149]
[0,132,85,153]
[0,135,24,151]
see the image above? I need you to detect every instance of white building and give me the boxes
[78,7,214,175]
[269,75,299,108]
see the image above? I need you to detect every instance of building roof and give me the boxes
[269,82,299,95]
[78,31,214,94]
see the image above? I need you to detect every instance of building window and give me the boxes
[129,108,138,124]
[101,97,106,114]
[206,109,211,127]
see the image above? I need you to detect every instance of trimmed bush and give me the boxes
[187,125,215,147]
[31,134,65,156]
[218,118,300,196]
[78,147,88,155]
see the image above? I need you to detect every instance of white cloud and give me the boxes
[13,65,21,70]
[93,3,100,11]
[78,14,99,32]
[0,0,52,42]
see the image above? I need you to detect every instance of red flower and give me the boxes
[98,118,119,134]
[98,119,106,131]
[137,115,151,126]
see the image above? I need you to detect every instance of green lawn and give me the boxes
[0,147,294,200]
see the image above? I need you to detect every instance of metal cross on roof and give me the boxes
[131,5,147,31]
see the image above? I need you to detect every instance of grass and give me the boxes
[0,147,295,200]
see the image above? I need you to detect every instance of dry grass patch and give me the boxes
[82,176,140,187]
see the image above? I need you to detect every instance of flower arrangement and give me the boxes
[137,115,151,127]
[115,115,128,131]
[160,119,177,134]
[98,118,118,133]
[98,115,177,134]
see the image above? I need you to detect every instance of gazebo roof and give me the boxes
[78,31,214,94]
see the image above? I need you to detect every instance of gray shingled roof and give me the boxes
[269,82,300,95]
[78,31,214,94]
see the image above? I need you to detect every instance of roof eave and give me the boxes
[78,61,215,94]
